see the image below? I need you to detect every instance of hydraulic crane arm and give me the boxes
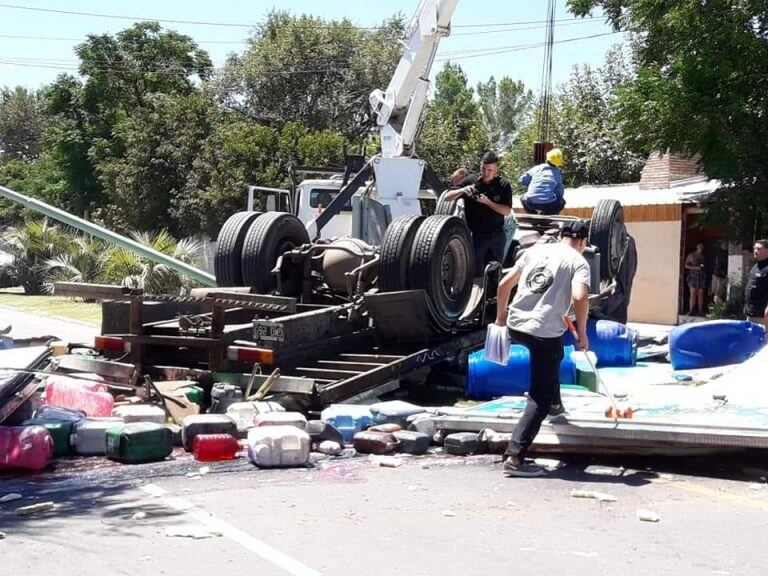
[369,0,459,158]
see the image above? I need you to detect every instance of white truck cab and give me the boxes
[248,176,438,242]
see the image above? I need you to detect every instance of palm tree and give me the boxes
[101,230,203,294]
[5,219,71,294]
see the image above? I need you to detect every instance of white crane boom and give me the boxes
[369,0,459,158]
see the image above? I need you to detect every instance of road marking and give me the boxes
[672,481,768,512]
[141,483,321,576]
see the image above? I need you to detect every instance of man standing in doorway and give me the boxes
[494,220,591,477]
[443,151,513,276]
[745,239,768,327]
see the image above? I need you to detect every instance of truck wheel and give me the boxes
[214,211,262,287]
[589,199,627,282]
[409,215,474,329]
[241,212,310,293]
[379,215,425,292]
[434,191,459,216]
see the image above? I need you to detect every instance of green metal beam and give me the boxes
[0,184,217,287]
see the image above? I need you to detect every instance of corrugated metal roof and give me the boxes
[512,177,720,209]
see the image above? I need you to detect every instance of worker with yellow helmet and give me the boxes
[518,148,566,215]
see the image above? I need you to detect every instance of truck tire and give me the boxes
[378,215,425,292]
[589,199,627,282]
[435,191,459,216]
[214,211,262,287]
[241,212,310,293]
[409,215,474,330]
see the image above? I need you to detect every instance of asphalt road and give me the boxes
[0,304,99,344]
[2,450,767,576]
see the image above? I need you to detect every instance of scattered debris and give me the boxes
[570,490,618,503]
[15,501,56,516]
[589,467,621,476]
[198,466,210,475]
[164,525,223,539]
[131,511,147,520]
[373,456,402,468]
[0,493,22,503]
[533,458,562,469]
[636,508,660,522]
[316,441,343,456]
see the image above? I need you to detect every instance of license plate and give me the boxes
[253,322,285,342]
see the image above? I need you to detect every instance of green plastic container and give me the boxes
[24,419,73,457]
[184,386,204,406]
[105,422,173,464]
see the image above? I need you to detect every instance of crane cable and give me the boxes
[537,0,557,143]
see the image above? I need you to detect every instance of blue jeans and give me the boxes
[522,196,565,215]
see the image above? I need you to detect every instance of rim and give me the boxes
[439,236,469,301]
[609,221,626,273]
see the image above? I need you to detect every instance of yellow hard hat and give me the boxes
[546,148,564,167]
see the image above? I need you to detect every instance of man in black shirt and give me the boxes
[442,151,513,276]
[745,239,768,326]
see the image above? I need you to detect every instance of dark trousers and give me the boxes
[522,197,565,216]
[504,329,564,460]
[472,230,505,276]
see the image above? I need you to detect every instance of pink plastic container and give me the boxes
[0,426,54,470]
[46,373,107,392]
[44,376,114,417]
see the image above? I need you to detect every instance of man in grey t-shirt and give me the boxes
[494,220,591,477]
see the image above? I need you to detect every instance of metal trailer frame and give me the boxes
[56,281,492,409]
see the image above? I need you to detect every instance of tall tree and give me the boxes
[0,87,44,162]
[417,63,491,178]
[476,77,533,152]
[43,22,211,218]
[95,93,213,235]
[504,46,646,189]
[568,0,768,235]
[211,12,405,139]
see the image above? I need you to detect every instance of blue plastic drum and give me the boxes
[669,320,766,370]
[563,319,637,367]
[467,344,577,400]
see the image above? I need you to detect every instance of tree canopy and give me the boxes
[568,0,768,236]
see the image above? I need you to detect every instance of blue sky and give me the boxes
[0,1,625,92]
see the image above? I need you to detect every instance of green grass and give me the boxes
[0,287,101,325]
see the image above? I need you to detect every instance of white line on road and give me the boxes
[141,483,322,576]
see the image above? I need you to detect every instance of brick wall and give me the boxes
[639,152,702,190]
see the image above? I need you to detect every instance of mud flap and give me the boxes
[365,290,432,341]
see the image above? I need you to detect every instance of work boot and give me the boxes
[502,455,546,478]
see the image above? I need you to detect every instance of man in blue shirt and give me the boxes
[518,148,565,215]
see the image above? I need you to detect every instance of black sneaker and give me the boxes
[502,456,546,478]
[548,403,567,417]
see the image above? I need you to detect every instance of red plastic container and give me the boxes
[44,376,114,417]
[0,426,54,470]
[192,434,240,462]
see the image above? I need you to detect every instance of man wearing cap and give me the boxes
[519,148,566,215]
[443,151,513,276]
[494,220,591,477]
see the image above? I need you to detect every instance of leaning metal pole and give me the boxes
[0,184,217,287]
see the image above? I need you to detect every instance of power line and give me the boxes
[0,33,248,44]
[0,3,596,30]
[0,19,604,45]
[436,31,621,61]
[0,31,625,74]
